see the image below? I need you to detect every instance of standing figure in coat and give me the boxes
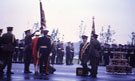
[88,34,101,78]
[24,29,38,73]
[0,27,16,75]
[66,42,71,65]
[51,41,57,64]
[36,30,51,74]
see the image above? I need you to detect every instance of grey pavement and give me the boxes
[0,63,135,81]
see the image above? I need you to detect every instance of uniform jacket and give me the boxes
[36,35,51,55]
[89,39,101,58]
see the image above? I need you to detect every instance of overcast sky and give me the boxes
[0,0,135,44]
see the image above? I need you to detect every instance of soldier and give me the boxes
[66,42,71,65]
[83,34,101,78]
[129,45,135,67]
[24,29,38,73]
[18,40,25,63]
[89,34,101,78]
[0,27,16,75]
[51,41,57,64]
[60,43,64,64]
[70,43,74,65]
[36,30,51,74]
[56,40,61,64]
[0,29,3,67]
[0,29,3,64]
[103,43,110,66]
[79,35,89,64]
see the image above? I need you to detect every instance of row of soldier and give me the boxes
[0,27,135,78]
[100,43,135,67]
[0,27,75,76]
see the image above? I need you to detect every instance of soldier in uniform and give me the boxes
[70,43,74,65]
[51,41,57,64]
[36,30,51,74]
[129,45,135,67]
[79,35,90,75]
[60,43,64,64]
[18,40,25,63]
[79,35,89,64]
[56,40,61,64]
[83,34,101,78]
[0,29,3,65]
[66,42,71,65]
[24,29,38,73]
[103,43,110,66]
[0,27,16,75]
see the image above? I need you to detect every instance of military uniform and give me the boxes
[129,46,135,67]
[70,43,74,64]
[66,42,71,65]
[51,41,57,64]
[79,35,91,75]
[1,27,16,74]
[18,40,24,63]
[24,30,35,73]
[56,41,61,64]
[36,30,51,74]
[0,29,3,64]
[89,36,101,77]
[103,44,110,65]
[60,43,64,64]
[83,34,101,77]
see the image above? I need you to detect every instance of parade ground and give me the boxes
[0,63,135,81]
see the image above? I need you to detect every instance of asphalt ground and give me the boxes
[0,63,135,81]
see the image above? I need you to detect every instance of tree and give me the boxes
[100,25,115,44]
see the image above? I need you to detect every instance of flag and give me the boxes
[91,16,95,37]
[40,0,46,29]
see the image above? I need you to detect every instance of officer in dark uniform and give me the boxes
[79,35,89,63]
[60,43,64,64]
[0,29,3,76]
[56,40,61,64]
[51,41,57,64]
[79,35,90,75]
[24,29,38,73]
[1,27,16,75]
[18,40,25,63]
[103,43,110,66]
[36,30,51,74]
[83,34,101,78]
[66,42,71,65]
[0,29,3,64]
[70,43,74,65]
[129,45,135,67]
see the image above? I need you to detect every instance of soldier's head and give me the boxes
[67,42,71,46]
[71,43,74,46]
[43,30,49,36]
[25,29,31,36]
[91,34,98,40]
[0,29,3,35]
[53,41,56,45]
[82,35,88,42]
[7,27,13,33]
